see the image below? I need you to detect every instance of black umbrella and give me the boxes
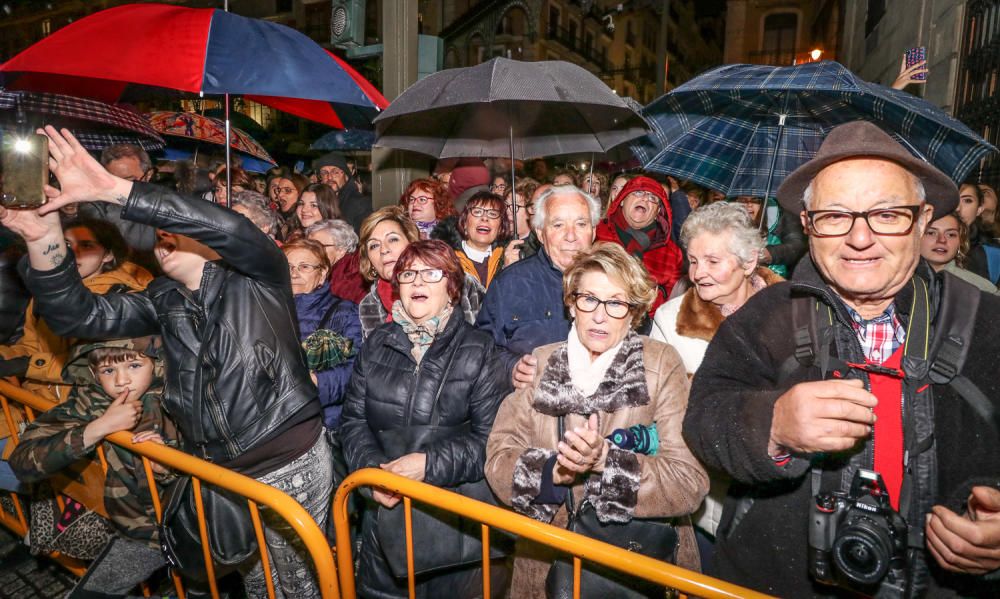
[373,57,646,160]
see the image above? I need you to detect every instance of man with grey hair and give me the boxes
[80,143,158,268]
[683,121,1000,596]
[477,185,600,388]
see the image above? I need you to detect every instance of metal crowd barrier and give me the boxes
[333,468,774,599]
[0,379,340,599]
[4,377,774,599]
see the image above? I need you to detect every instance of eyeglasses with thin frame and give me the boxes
[628,191,660,205]
[491,182,508,191]
[806,205,922,238]
[470,207,502,220]
[408,195,434,205]
[397,268,445,284]
[288,263,323,274]
[572,292,635,319]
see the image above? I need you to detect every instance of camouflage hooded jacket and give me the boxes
[9,338,178,547]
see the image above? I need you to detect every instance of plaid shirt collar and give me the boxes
[843,302,906,365]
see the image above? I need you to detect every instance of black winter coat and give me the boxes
[20,183,320,467]
[684,258,1000,597]
[339,312,507,598]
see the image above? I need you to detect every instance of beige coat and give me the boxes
[485,336,709,599]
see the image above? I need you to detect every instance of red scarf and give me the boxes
[376,278,397,323]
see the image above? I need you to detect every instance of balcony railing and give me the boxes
[547,25,612,71]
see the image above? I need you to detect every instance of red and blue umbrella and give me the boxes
[0,3,387,128]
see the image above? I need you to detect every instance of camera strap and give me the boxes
[794,273,995,546]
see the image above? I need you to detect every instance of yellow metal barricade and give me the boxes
[333,468,774,599]
[0,379,340,599]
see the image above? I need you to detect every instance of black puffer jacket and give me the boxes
[340,312,507,598]
[20,183,319,465]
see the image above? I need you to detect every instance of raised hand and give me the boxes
[892,54,928,90]
[0,203,62,243]
[36,126,132,215]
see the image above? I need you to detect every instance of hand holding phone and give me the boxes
[905,46,927,80]
[1,133,49,209]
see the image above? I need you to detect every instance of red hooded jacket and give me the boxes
[595,176,684,314]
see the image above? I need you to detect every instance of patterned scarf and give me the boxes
[391,300,454,364]
[415,219,438,240]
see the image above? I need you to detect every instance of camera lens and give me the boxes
[831,520,893,586]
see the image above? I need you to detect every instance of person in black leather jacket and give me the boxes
[0,127,333,599]
[340,239,509,599]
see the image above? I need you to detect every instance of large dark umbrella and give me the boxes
[373,57,647,159]
[632,61,996,199]
[0,87,164,151]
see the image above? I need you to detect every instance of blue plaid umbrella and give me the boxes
[632,61,996,199]
[310,129,375,152]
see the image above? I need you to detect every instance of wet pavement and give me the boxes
[0,526,76,599]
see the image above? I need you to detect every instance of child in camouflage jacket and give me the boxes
[10,336,179,598]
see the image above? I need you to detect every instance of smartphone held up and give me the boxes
[905,46,927,81]
[1,132,49,209]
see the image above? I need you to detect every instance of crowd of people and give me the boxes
[0,119,998,599]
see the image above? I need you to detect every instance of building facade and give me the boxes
[418,0,722,104]
[953,0,1000,184]
[840,0,966,114]
[724,0,840,65]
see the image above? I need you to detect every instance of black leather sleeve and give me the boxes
[20,251,159,339]
[122,182,290,289]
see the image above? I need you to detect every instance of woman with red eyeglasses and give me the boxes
[399,178,454,240]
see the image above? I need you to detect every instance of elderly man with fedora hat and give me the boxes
[683,120,1000,597]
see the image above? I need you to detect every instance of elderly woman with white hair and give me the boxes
[306,219,367,304]
[649,201,782,565]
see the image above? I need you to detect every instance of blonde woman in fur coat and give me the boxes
[486,242,708,598]
[650,202,783,556]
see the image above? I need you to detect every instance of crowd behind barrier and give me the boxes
[0,117,998,599]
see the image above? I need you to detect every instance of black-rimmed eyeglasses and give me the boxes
[572,293,635,319]
[805,205,922,238]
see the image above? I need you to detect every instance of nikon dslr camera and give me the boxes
[808,469,909,595]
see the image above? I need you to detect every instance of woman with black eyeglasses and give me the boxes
[449,191,510,289]
[340,239,510,598]
[283,238,362,430]
[485,242,708,597]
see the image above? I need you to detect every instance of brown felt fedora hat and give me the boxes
[776,121,958,218]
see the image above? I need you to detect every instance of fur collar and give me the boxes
[676,267,783,342]
[532,332,649,416]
